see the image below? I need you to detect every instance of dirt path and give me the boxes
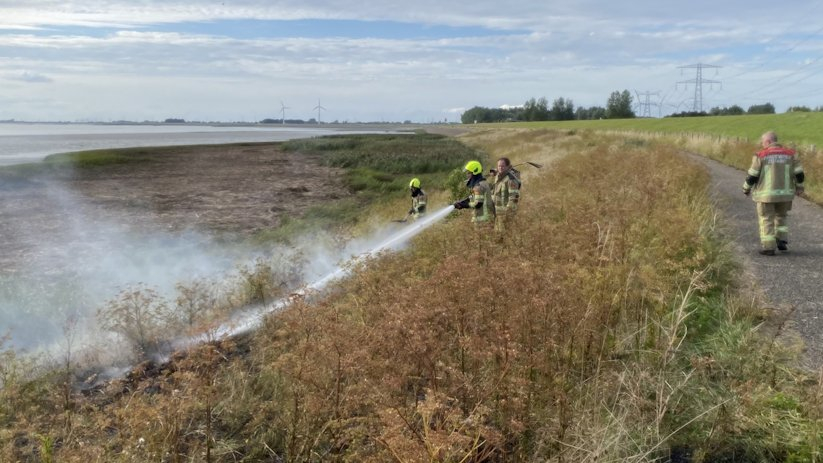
[686,152,823,370]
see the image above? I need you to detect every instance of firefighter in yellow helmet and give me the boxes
[453,160,495,225]
[408,178,427,220]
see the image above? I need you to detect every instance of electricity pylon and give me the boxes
[677,63,722,112]
[634,90,660,118]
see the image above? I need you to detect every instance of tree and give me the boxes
[606,90,635,119]
[667,111,708,118]
[461,106,518,124]
[550,97,575,121]
[461,106,492,124]
[576,106,607,120]
[523,97,550,121]
[747,103,775,114]
[709,105,745,116]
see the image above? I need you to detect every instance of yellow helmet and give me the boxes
[464,160,482,175]
[409,178,421,189]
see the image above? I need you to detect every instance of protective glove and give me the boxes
[453,202,463,210]
[743,189,751,196]
[408,208,415,214]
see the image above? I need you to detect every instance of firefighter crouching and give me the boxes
[453,160,495,226]
[492,157,522,233]
[742,131,805,255]
[408,177,427,221]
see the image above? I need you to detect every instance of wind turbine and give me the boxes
[280,101,290,124]
[313,99,327,123]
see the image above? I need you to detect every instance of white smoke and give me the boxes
[1,175,454,376]
[172,205,456,348]
[0,181,263,356]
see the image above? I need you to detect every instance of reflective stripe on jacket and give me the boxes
[493,171,521,212]
[411,190,427,218]
[470,180,495,223]
[747,144,804,203]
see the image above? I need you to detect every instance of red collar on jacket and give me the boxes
[757,143,796,158]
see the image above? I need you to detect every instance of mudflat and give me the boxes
[0,143,349,275]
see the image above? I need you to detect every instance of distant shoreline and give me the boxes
[0,122,472,167]
[0,120,463,131]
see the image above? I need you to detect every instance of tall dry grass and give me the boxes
[597,129,823,205]
[2,130,819,462]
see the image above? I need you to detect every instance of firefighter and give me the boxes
[742,131,805,255]
[453,160,495,225]
[492,157,522,233]
[408,178,427,220]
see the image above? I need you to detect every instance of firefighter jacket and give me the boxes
[467,175,495,223]
[493,170,521,212]
[742,143,805,203]
[410,189,427,219]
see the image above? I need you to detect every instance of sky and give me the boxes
[2,1,823,123]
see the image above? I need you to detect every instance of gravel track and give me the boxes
[686,151,823,370]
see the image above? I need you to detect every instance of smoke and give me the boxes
[0,181,263,356]
[1,173,454,375]
[172,205,456,347]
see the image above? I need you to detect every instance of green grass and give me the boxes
[251,198,365,243]
[0,147,158,179]
[42,149,148,167]
[257,132,486,243]
[282,132,480,176]
[491,111,823,149]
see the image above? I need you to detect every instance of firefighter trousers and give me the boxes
[756,201,792,250]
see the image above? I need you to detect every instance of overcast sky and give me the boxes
[2,1,823,122]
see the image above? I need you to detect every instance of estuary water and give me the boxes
[0,123,355,166]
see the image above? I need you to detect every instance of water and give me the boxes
[0,123,360,166]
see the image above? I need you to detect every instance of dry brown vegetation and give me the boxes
[2,130,821,461]
[598,129,823,204]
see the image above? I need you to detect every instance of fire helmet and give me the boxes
[409,178,421,189]
[463,160,482,175]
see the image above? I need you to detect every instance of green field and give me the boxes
[492,111,823,149]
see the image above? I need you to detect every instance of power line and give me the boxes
[726,21,823,81]
[676,63,722,112]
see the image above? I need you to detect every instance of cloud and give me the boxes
[1,0,816,35]
[7,71,53,83]
[1,1,823,121]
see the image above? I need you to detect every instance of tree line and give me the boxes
[669,103,775,117]
[671,103,823,117]
[463,91,823,123]
[461,90,636,123]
